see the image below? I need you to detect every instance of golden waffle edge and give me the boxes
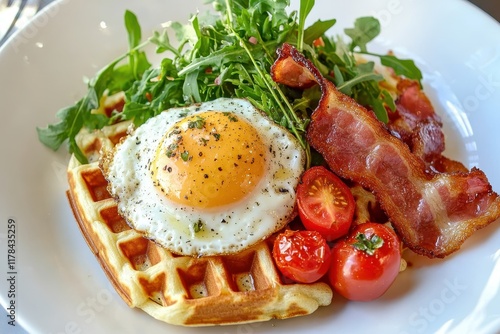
[66,121,333,326]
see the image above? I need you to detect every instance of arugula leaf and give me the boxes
[344,16,380,52]
[37,63,115,163]
[343,16,422,85]
[149,30,180,55]
[37,11,150,163]
[298,0,315,51]
[338,71,383,95]
[371,97,389,124]
[125,10,151,80]
[303,19,336,45]
[37,97,105,163]
[379,54,423,82]
[125,10,141,48]
[91,59,123,99]
[37,104,79,152]
[381,88,396,112]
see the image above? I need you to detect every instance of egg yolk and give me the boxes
[151,111,267,209]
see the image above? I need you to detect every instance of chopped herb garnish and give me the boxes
[193,220,204,233]
[188,116,206,129]
[180,151,190,161]
[166,143,178,157]
[168,128,181,137]
[223,112,239,122]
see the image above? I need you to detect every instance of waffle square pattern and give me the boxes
[66,121,332,326]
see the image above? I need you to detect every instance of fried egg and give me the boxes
[101,98,305,256]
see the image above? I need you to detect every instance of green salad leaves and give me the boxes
[37,0,422,166]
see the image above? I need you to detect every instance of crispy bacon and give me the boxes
[271,43,500,258]
[387,77,469,174]
[389,80,445,163]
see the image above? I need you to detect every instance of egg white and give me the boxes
[101,98,305,256]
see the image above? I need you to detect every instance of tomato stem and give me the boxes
[352,233,384,255]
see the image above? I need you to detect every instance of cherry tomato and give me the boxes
[273,230,331,283]
[296,166,355,241]
[329,222,401,301]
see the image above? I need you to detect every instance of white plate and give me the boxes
[1,0,500,333]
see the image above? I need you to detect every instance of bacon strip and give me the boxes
[271,43,500,258]
[387,77,469,174]
[389,79,445,164]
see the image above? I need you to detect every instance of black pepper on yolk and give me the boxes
[151,111,267,209]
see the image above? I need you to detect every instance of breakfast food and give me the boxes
[38,0,500,328]
[271,43,500,258]
[100,98,305,256]
[273,44,500,257]
[67,118,332,326]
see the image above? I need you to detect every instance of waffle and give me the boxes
[66,121,333,326]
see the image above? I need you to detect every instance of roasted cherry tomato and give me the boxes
[273,230,331,283]
[296,166,355,241]
[329,222,401,301]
